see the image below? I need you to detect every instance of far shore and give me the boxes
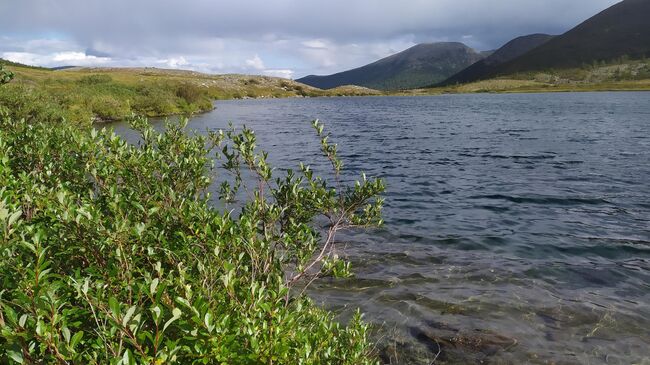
[3,62,649,125]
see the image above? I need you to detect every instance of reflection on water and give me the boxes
[109,92,650,364]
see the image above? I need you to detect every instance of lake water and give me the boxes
[110,92,650,364]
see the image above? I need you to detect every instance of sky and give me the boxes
[0,0,621,79]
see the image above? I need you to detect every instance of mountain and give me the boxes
[487,0,650,76]
[297,42,485,90]
[480,50,497,58]
[1,58,79,71]
[440,34,555,85]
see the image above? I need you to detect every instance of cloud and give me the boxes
[2,51,111,67]
[0,0,622,77]
[85,47,111,58]
[263,69,294,79]
[245,54,265,70]
[302,39,329,49]
[159,56,189,69]
[52,52,106,63]
[297,37,417,73]
[243,56,294,79]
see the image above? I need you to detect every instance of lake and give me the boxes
[109,92,650,364]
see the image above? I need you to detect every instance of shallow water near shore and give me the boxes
[109,92,650,364]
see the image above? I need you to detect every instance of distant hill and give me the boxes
[51,66,78,70]
[0,58,51,71]
[440,34,555,85]
[297,42,485,90]
[490,0,650,76]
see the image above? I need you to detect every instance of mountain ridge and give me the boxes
[297,42,485,90]
[440,34,555,85]
[487,0,650,76]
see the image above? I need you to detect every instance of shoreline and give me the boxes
[92,86,650,124]
[4,63,649,124]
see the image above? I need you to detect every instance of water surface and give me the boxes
[111,92,650,364]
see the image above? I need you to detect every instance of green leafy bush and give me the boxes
[0,84,68,124]
[82,94,130,122]
[0,65,13,85]
[175,83,204,104]
[133,84,178,116]
[175,83,214,115]
[0,108,384,363]
[77,74,113,85]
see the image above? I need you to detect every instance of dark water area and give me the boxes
[109,92,650,364]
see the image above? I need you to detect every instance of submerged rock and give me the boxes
[408,321,517,364]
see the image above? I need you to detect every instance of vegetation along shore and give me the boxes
[0,65,387,363]
[3,57,649,126]
[0,60,381,125]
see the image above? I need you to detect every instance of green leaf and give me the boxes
[70,331,84,348]
[149,278,159,296]
[123,305,137,327]
[108,297,121,318]
[21,241,36,254]
[62,326,71,344]
[122,349,135,365]
[6,350,23,364]
[151,306,162,322]
[7,209,21,227]
[204,312,214,333]
[18,314,28,328]
[35,320,45,336]
[82,278,89,295]
[2,305,17,325]
[163,308,182,332]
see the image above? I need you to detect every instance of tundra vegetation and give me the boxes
[410,58,650,95]
[0,65,386,364]
[0,61,381,125]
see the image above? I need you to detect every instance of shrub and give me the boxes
[294,85,308,97]
[0,84,68,124]
[0,65,13,85]
[77,74,113,85]
[0,110,384,364]
[133,84,178,116]
[244,78,260,86]
[175,83,204,104]
[87,94,130,121]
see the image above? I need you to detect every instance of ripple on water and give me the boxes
[469,193,611,206]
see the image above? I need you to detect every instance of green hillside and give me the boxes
[493,0,650,75]
[0,61,379,125]
[441,34,554,85]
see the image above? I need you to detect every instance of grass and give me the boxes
[0,62,381,125]
[406,59,650,95]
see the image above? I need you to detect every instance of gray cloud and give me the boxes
[0,0,621,77]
